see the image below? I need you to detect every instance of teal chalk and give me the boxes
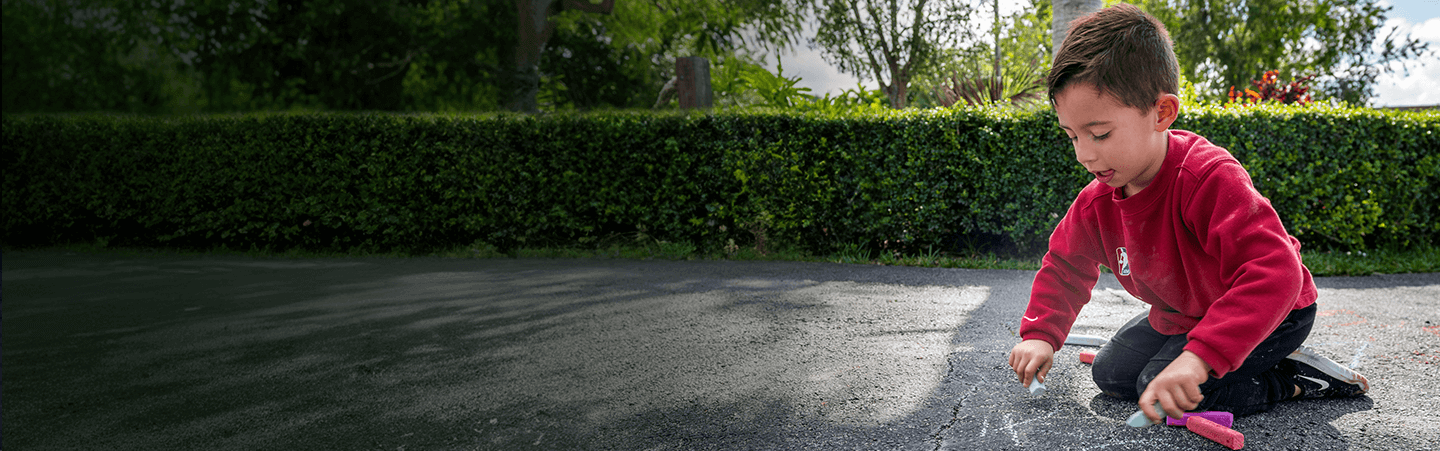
[1126,402,1162,428]
[1028,378,1046,396]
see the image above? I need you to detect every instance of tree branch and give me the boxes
[366,49,419,86]
[899,0,928,77]
[561,0,614,14]
[859,0,890,88]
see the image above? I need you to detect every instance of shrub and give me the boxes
[1227,70,1316,105]
[3,105,1435,256]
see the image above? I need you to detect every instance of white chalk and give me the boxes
[1065,334,1109,347]
[1126,401,1162,428]
[1028,378,1046,396]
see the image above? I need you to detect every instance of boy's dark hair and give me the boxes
[1047,3,1178,111]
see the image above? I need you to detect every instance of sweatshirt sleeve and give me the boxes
[1020,192,1106,351]
[1180,162,1307,378]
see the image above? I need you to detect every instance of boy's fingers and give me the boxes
[1140,396,1161,423]
[1010,356,1026,385]
[1161,395,1183,419]
[1185,384,1205,406]
[1168,385,1202,418]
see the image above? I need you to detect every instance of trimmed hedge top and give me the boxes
[3,104,1436,255]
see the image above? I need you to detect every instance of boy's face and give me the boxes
[1054,83,1177,197]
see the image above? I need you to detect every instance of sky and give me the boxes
[760,0,1440,107]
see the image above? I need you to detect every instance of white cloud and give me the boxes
[1371,17,1440,107]
[756,13,865,96]
[763,42,865,97]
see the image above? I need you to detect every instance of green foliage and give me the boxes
[791,85,892,115]
[1177,103,1440,250]
[2,0,202,113]
[1,0,811,113]
[1299,247,1440,276]
[707,58,815,109]
[4,105,1435,258]
[740,60,814,108]
[1131,0,1432,104]
[707,58,888,113]
[544,0,814,112]
[539,17,658,110]
[914,0,1051,109]
[813,0,978,109]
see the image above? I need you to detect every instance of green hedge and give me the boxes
[1177,104,1439,251]
[3,105,1436,256]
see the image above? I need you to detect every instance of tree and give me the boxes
[915,0,1051,108]
[507,0,616,113]
[537,17,655,110]
[2,0,517,112]
[1131,0,1431,104]
[1051,0,1102,54]
[2,0,815,113]
[813,0,977,109]
[539,0,813,111]
[2,0,198,112]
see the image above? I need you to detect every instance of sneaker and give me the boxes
[1284,345,1370,399]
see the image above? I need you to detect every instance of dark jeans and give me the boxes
[1091,303,1315,416]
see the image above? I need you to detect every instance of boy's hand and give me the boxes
[1008,339,1055,388]
[1138,350,1211,424]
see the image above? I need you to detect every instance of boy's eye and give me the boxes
[1093,132,1111,141]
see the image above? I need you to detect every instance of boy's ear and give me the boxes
[1153,94,1180,131]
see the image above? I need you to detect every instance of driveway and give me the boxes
[3,251,1437,450]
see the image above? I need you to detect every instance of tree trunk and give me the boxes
[892,77,908,109]
[887,59,908,109]
[993,0,1001,101]
[506,0,614,113]
[1051,0,1102,55]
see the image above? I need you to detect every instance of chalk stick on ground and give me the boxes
[1126,402,1163,428]
[1186,416,1245,450]
[1166,411,1234,428]
[1028,378,1046,396]
[1064,334,1109,347]
[1079,351,1096,364]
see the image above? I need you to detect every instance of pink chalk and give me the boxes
[1187,416,1244,450]
[1079,351,1096,364]
[1166,411,1234,428]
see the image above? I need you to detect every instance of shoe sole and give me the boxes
[1287,345,1370,394]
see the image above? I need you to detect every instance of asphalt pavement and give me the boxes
[3,251,1437,450]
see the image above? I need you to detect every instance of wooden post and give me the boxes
[676,57,712,109]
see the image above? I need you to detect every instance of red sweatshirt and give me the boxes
[1020,129,1317,378]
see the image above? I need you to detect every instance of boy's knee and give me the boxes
[1091,353,1139,399]
[1135,371,1157,398]
[1092,372,1136,399]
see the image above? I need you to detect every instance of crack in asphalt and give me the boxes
[929,354,979,451]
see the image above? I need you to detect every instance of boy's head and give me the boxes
[1048,4,1181,196]
[1047,3,1179,111]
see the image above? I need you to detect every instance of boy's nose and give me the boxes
[1073,142,1098,166]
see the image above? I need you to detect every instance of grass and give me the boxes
[1297,247,1440,276]
[10,240,1436,276]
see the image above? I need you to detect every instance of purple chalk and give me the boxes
[1166,411,1234,428]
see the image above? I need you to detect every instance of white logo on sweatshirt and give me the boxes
[1116,247,1131,276]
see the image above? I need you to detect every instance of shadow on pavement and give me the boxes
[2,252,1433,450]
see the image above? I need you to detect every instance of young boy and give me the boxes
[1007,4,1370,425]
